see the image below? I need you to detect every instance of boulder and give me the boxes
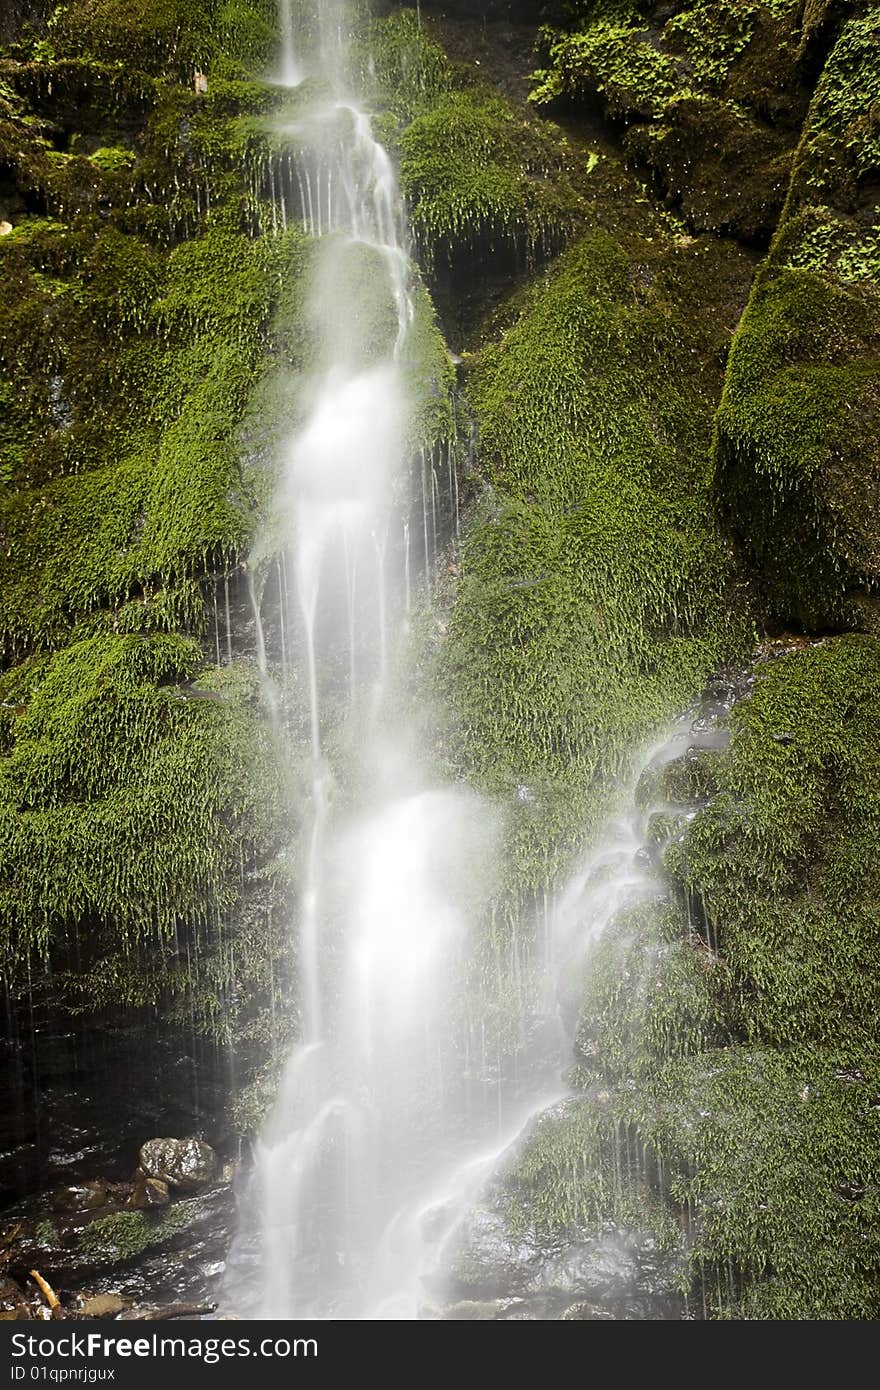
[138,1139,218,1193]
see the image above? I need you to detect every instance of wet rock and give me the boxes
[116,1302,216,1321]
[79,1293,127,1318]
[440,1300,503,1319]
[139,1139,218,1192]
[127,1171,170,1210]
[1,1186,234,1292]
[50,1182,112,1214]
[441,1202,687,1316]
[218,1160,238,1186]
[0,1275,27,1315]
[559,1302,620,1320]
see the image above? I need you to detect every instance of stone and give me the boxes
[50,1182,111,1213]
[441,1200,687,1314]
[127,1170,170,1209]
[138,1139,218,1192]
[80,1293,127,1318]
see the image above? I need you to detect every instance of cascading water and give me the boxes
[226,0,499,1319]
[226,0,727,1321]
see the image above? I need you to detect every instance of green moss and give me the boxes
[439,231,747,900]
[0,633,286,968]
[645,1046,880,1318]
[715,267,880,629]
[712,10,880,627]
[530,1,806,242]
[576,900,731,1081]
[531,18,678,119]
[0,221,300,655]
[501,639,880,1317]
[667,637,880,1049]
[77,1205,190,1264]
[805,10,880,189]
[502,1095,683,1251]
[400,88,580,267]
[352,9,454,127]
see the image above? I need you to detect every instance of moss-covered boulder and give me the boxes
[0,0,305,1136]
[714,7,880,630]
[599,639,880,1316]
[666,636,880,1048]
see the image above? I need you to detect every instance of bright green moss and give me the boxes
[575,900,731,1082]
[400,88,580,266]
[440,232,747,899]
[662,0,798,92]
[530,1,806,242]
[531,18,677,118]
[46,0,279,79]
[806,10,880,187]
[77,1205,190,1264]
[714,266,880,628]
[501,639,880,1317]
[352,9,454,126]
[712,9,880,627]
[502,1096,684,1251]
[644,1046,880,1319]
[0,634,287,965]
[0,221,301,655]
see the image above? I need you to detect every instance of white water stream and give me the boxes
[225,1,713,1321]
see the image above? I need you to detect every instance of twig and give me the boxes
[29,1270,60,1311]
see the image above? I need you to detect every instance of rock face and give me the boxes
[431,1200,687,1320]
[138,1140,218,1193]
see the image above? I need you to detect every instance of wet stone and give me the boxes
[50,1182,113,1214]
[127,1171,170,1210]
[138,1139,218,1192]
[79,1293,128,1318]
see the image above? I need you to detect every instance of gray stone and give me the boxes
[138,1139,218,1192]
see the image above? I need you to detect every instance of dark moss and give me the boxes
[530,1,810,244]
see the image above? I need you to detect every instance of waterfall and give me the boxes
[225,2,719,1322]
[225,1,499,1320]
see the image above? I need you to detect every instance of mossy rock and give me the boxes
[645,1045,880,1318]
[715,267,880,629]
[0,633,290,1026]
[627,95,793,244]
[714,10,880,629]
[574,899,730,1081]
[438,228,749,903]
[530,0,809,243]
[399,86,581,269]
[512,637,880,1317]
[668,635,880,1049]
